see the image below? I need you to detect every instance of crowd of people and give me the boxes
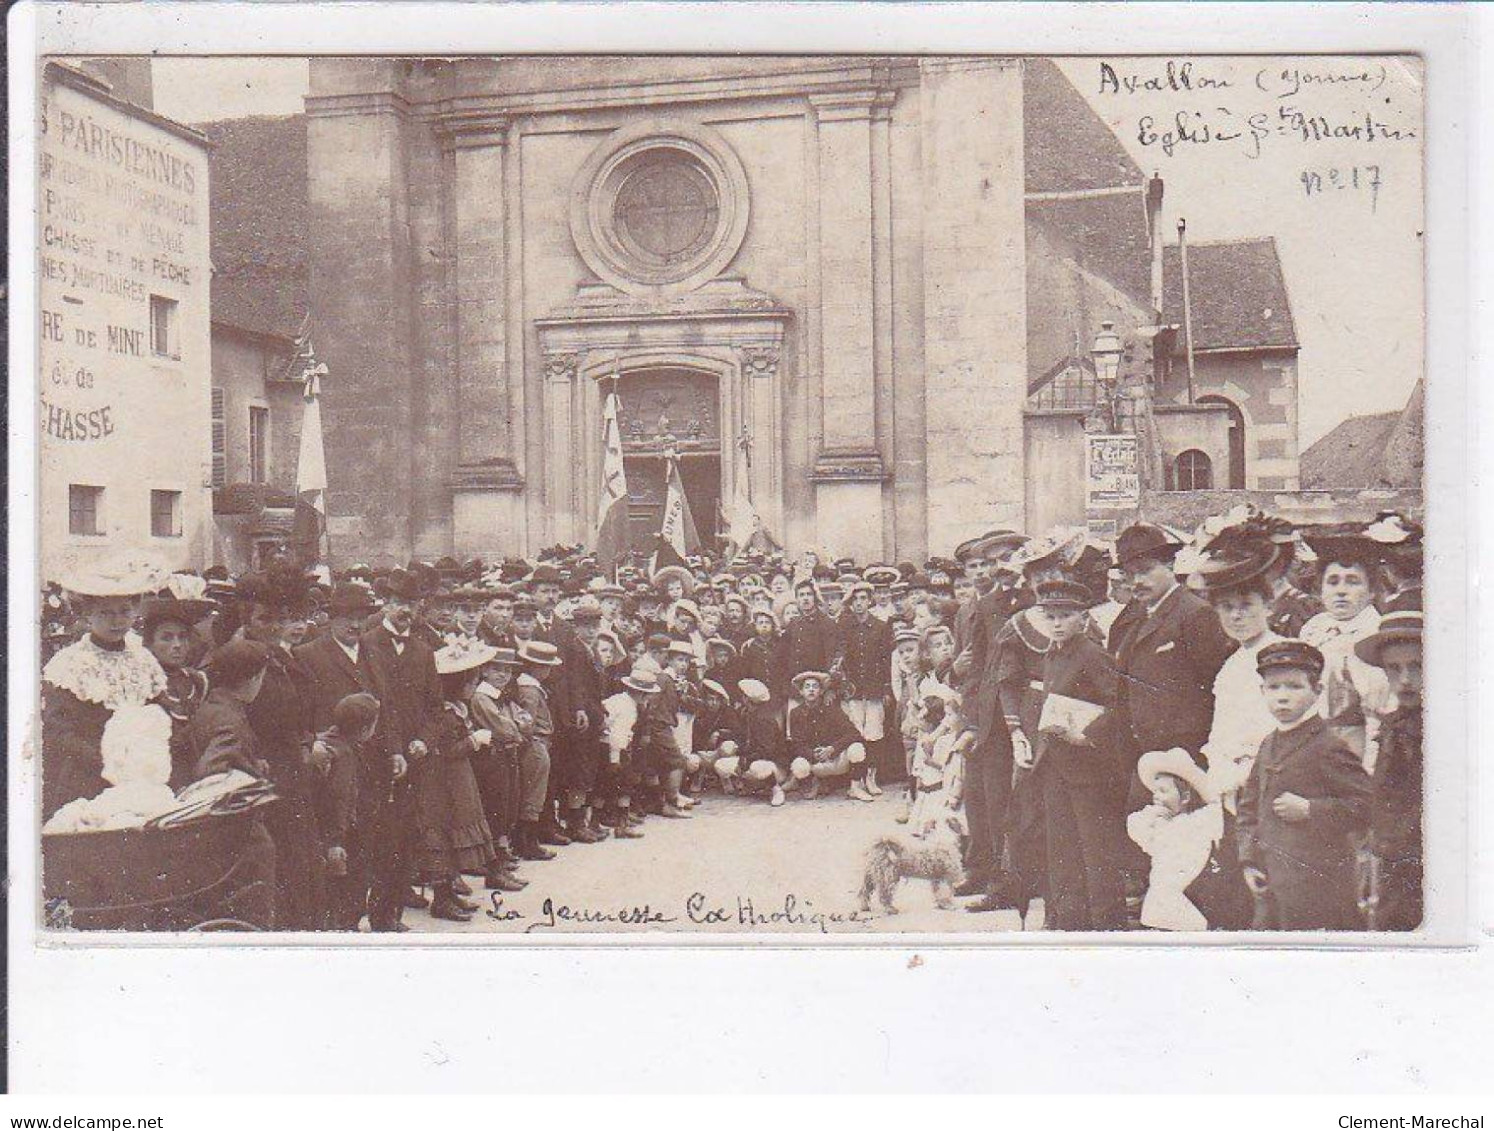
[38,502,1425,932]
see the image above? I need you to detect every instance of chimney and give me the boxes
[1145,173,1165,319]
[75,57,154,111]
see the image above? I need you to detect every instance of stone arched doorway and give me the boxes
[615,367,723,553]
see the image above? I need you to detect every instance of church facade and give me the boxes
[298,55,1289,565]
[304,55,1041,564]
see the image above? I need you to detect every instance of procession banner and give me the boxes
[659,452,701,561]
[594,390,629,570]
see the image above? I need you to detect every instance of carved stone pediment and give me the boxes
[542,276,792,325]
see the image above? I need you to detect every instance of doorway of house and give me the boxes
[615,367,723,555]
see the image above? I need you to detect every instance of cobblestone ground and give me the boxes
[407,786,1042,937]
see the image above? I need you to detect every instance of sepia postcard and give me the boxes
[19,39,1455,946]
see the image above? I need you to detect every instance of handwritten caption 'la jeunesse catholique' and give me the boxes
[484,891,874,934]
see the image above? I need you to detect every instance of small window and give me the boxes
[210,388,227,488]
[1174,449,1214,492]
[69,484,104,536]
[149,295,179,358]
[150,489,183,537]
[249,406,270,485]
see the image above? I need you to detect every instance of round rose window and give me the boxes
[613,154,720,267]
[570,123,750,294]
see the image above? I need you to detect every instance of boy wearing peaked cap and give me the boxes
[1032,579,1128,930]
[1236,641,1373,930]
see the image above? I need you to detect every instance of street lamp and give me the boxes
[1090,320,1123,431]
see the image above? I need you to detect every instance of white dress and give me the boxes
[1301,606,1391,769]
[1127,802,1224,931]
[1200,632,1283,809]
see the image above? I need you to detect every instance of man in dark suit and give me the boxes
[1109,523,1237,792]
[359,569,441,932]
[1107,523,1235,901]
[294,583,379,730]
[550,597,610,842]
[781,579,841,690]
[950,531,1031,910]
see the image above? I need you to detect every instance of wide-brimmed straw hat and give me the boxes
[435,637,499,675]
[1137,747,1214,801]
[790,670,830,693]
[652,565,695,596]
[621,668,663,694]
[1354,610,1423,668]
[517,640,563,667]
[737,679,772,703]
[60,558,170,599]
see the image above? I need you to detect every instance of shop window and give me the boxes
[69,484,104,536]
[1174,449,1213,491]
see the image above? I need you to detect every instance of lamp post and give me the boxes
[1090,320,1123,432]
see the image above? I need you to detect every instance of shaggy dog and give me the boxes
[858,836,964,914]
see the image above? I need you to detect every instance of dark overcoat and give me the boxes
[1236,714,1372,930]
[1108,585,1236,760]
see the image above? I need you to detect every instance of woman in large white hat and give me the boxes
[42,558,170,819]
[418,637,501,922]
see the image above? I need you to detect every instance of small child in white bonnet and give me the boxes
[44,703,178,833]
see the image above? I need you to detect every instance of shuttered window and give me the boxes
[211,388,227,488]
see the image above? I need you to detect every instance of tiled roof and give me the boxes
[1300,379,1422,491]
[1023,59,1146,194]
[200,115,309,341]
[1162,238,1298,352]
[1027,191,1152,305]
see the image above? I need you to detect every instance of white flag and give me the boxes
[659,453,701,561]
[595,391,629,568]
[296,367,329,495]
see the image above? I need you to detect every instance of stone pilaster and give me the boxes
[306,66,417,563]
[919,58,1028,552]
[438,110,525,555]
[542,351,582,544]
[808,89,893,561]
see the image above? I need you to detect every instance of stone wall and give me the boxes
[918,58,1029,555]
[1159,350,1301,490]
[307,61,419,565]
[1138,487,1423,531]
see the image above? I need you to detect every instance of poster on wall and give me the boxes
[1084,433,1141,510]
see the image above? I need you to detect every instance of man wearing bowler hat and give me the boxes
[1108,523,1236,903]
[1109,523,1236,778]
[295,583,380,731]
[360,568,442,930]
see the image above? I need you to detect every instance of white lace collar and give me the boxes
[43,635,168,710]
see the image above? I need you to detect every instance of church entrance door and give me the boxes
[615,367,723,556]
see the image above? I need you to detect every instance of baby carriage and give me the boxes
[42,782,278,932]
